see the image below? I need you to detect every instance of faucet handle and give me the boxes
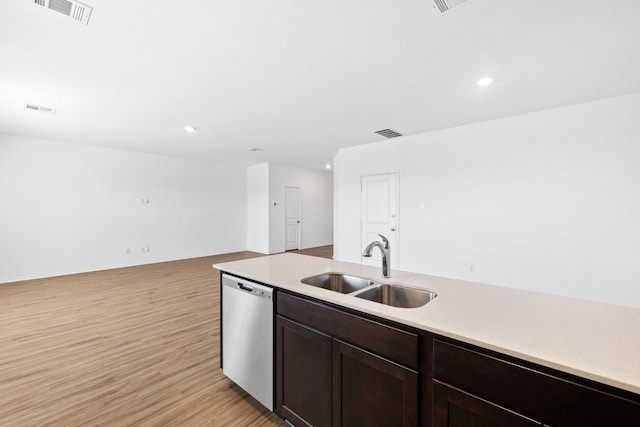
[378,234,389,248]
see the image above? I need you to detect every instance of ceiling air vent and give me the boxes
[374,129,403,139]
[25,103,56,115]
[33,0,93,25]
[431,0,474,14]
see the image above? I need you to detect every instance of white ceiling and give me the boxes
[1,0,640,170]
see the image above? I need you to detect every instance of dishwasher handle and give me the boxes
[238,283,254,292]
[222,274,273,300]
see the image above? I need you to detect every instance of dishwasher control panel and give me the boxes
[235,280,273,300]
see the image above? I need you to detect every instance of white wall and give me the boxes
[0,135,247,283]
[268,164,333,253]
[334,92,640,308]
[246,163,270,253]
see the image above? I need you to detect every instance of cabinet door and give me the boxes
[333,339,418,427]
[433,382,541,427]
[276,315,332,427]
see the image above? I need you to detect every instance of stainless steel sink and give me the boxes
[352,284,437,308]
[301,273,437,308]
[300,273,375,294]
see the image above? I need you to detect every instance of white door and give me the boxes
[361,173,398,269]
[285,187,301,251]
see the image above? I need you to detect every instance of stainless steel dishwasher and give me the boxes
[221,273,274,410]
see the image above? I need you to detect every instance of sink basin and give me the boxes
[353,284,436,308]
[301,273,375,294]
[301,273,437,309]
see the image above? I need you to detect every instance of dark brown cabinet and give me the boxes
[432,339,640,427]
[276,291,419,427]
[276,315,332,427]
[433,382,541,427]
[333,339,418,427]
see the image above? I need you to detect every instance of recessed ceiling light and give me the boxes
[248,148,263,152]
[477,76,494,87]
[183,125,197,133]
[325,164,332,169]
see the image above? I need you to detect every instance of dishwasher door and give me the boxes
[221,274,274,410]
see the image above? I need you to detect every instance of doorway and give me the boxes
[361,173,398,269]
[284,186,301,251]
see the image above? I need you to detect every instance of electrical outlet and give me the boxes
[141,247,150,253]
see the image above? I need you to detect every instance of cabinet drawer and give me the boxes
[433,382,541,427]
[433,339,640,426]
[277,292,418,369]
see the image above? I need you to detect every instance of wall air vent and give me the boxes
[431,0,474,14]
[374,129,403,139]
[33,0,93,25]
[25,103,56,115]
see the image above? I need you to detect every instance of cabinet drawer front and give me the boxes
[433,382,541,427]
[277,292,418,369]
[433,339,640,427]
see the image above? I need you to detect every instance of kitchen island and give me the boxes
[214,252,640,426]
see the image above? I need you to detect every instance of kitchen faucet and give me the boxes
[362,234,391,278]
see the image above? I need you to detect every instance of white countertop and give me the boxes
[214,253,640,395]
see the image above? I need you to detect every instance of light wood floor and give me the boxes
[288,245,333,259]
[0,246,332,426]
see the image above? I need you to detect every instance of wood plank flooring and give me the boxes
[288,245,333,259]
[0,246,332,426]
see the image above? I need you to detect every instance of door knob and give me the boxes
[390,228,396,231]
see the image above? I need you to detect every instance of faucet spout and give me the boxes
[362,234,391,278]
